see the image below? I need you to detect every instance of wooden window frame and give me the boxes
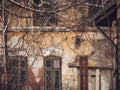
[6,56,27,90]
[44,56,62,90]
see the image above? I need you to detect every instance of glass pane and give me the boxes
[9,59,18,70]
[20,59,27,67]
[53,60,60,68]
[45,71,52,90]
[55,71,60,90]
[46,60,51,67]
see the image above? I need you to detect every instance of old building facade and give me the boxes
[0,0,117,90]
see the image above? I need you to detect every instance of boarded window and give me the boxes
[44,56,61,90]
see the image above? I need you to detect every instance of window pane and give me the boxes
[45,71,52,90]
[46,60,51,67]
[55,71,60,90]
[53,60,60,68]
[8,59,18,70]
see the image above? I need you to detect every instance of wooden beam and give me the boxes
[68,64,114,70]
[0,26,113,32]
[79,56,88,90]
[95,69,100,90]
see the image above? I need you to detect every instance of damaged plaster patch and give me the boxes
[61,51,78,89]
[28,56,43,77]
[78,41,94,56]
[7,35,23,48]
[42,47,63,57]
[82,32,105,40]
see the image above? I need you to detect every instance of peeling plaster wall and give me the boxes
[0,31,114,90]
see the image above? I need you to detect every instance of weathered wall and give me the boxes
[7,0,88,27]
[0,1,114,90]
[0,29,114,90]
